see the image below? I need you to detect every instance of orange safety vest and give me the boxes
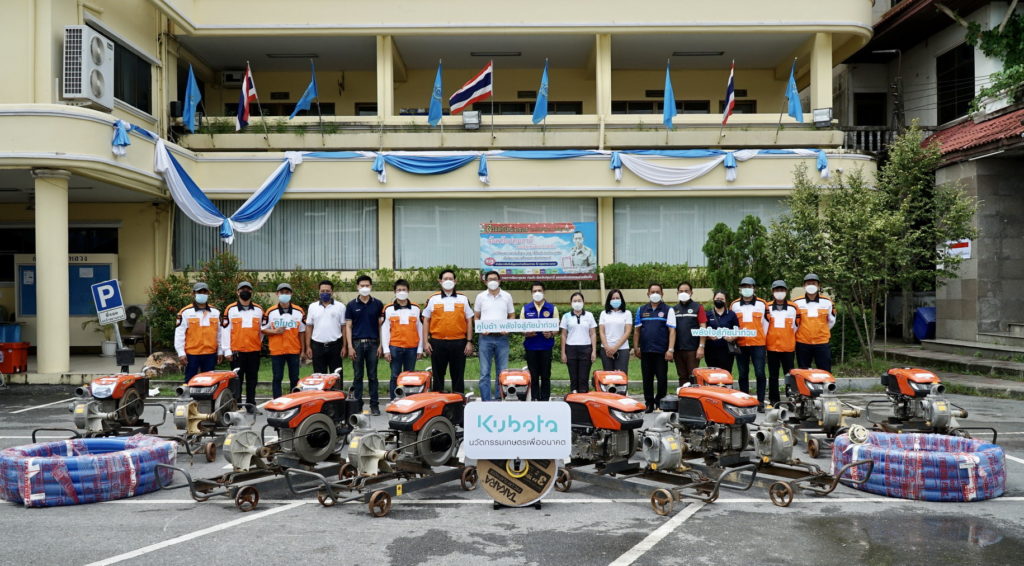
[730,297,768,347]
[176,304,220,355]
[425,292,471,340]
[793,295,836,345]
[765,302,798,352]
[383,302,422,349]
[222,302,264,353]
[263,304,305,356]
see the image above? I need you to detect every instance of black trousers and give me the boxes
[565,344,593,393]
[703,345,735,374]
[311,339,344,375]
[525,349,553,401]
[766,350,794,405]
[599,348,630,373]
[230,350,261,407]
[430,338,467,393]
[796,342,832,372]
[640,352,668,408]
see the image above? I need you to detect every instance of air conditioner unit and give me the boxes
[222,70,245,88]
[62,25,114,111]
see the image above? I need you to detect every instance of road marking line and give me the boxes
[9,398,75,414]
[83,501,305,566]
[0,436,74,440]
[1006,454,1024,465]
[609,502,705,566]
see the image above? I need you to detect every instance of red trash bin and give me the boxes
[0,342,29,373]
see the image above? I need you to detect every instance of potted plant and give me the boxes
[82,318,118,357]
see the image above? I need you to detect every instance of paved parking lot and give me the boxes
[1,386,1022,566]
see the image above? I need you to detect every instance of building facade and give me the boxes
[0,0,878,375]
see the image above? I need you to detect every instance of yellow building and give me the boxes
[0,0,877,377]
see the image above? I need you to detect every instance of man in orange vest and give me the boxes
[174,282,223,382]
[222,281,263,410]
[262,283,306,398]
[793,273,836,371]
[765,280,798,407]
[731,276,769,411]
[422,269,474,393]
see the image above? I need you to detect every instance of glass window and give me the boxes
[174,199,377,270]
[936,43,975,125]
[112,40,152,113]
[853,92,888,126]
[614,197,784,265]
[394,198,597,268]
[0,227,118,282]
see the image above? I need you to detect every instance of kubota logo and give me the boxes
[476,414,559,434]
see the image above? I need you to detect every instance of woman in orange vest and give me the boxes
[174,282,223,382]
[262,283,306,398]
[765,280,798,407]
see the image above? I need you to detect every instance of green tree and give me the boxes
[702,215,771,295]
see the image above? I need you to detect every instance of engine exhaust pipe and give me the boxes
[74,386,88,397]
[606,385,618,394]
[505,385,517,398]
[931,383,946,395]
[175,385,186,397]
[394,386,405,398]
[825,382,837,393]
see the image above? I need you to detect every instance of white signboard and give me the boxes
[946,239,972,259]
[474,318,560,334]
[691,328,758,338]
[464,402,571,460]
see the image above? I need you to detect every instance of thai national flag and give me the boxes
[721,60,736,126]
[449,61,493,114]
[235,64,258,131]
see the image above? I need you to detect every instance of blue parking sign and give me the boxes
[91,279,126,324]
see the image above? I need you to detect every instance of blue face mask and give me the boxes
[194,293,209,304]
[319,292,333,302]
[610,299,622,309]
[279,294,292,304]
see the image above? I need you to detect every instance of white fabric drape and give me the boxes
[154,140,223,228]
[617,150,758,186]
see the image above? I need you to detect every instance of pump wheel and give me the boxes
[651,488,674,516]
[806,438,820,459]
[234,486,260,512]
[769,482,794,507]
[555,468,572,492]
[338,463,357,480]
[204,441,217,462]
[369,490,392,517]
[316,488,336,507]
[460,466,478,491]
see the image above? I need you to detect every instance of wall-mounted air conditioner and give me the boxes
[62,25,114,111]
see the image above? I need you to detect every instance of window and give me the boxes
[681,100,711,114]
[473,102,528,115]
[937,43,975,125]
[612,100,710,114]
[174,200,377,270]
[853,92,888,126]
[355,103,378,116]
[614,198,784,265]
[224,102,336,117]
[112,39,152,113]
[719,100,757,114]
[0,227,118,282]
[394,198,597,268]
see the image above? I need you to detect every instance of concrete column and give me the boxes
[594,34,612,118]
[376,35,395,120]
[377,198,394,270]
[32,168,71,375]
[809,32,833,113]
[598,197,614,266]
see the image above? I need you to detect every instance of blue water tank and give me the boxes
[0,323,20,343]
[913,307,936,341]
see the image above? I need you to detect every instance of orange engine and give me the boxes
[387,392,466,431]
[179,370,238,401]
[498,369,531,400]
[566,391,646,431]
[673,386,759,426]
[786,368,836,398]
[394,371,432,397]
[882,367,943,398]
[593,370,628,394]
[80,373,149,400]
[691,367,735,387]
[294,373,343,392]
[265,390,356,429]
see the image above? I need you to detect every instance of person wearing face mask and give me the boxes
[793,273,836,371]
[306,279,347,375]
[704,290,740,371]
[598,289,632,373]
[670,282,707,386]
[731,277,769,411]
[221,281,264,410]
[474,271,516,401]
[765,280,799,408]
[381,279,423,402]
[422,269,475,394]
[346,275,386,415]
[521,282,558,401]
[560,292,597,394]
[174,282,225,383]
[633,283,675,412]
[262,283,306,398]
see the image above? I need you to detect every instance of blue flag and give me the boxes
[428,61,443,127]
[663,61,677,130]
[786,59,804,123]
[289,61,318,120]
[183,64,201,133]
[532,59,549,125]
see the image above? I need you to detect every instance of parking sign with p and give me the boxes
[91,279,126,325]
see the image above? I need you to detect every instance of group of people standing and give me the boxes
[172,270,835,413]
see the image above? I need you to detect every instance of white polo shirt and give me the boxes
[306,300,347,343]
[599,309,633,350]
[561,310,598,346]
[474,289,515,321]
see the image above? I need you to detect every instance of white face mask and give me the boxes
[805,284,819,295]
[441,280,456,291]
[740,288,754,298]
[395,291,409,301]
[571,301,584,312]
[358,286,372,297]
[278,294,292,304]
[678,292,691,303]
[486,280,500,291]
[773,291,787,301]
[532,291,544,302]
[649,293,662,303]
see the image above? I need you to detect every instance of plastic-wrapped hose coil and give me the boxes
[0,435,177,507]
[832,431,1004,502]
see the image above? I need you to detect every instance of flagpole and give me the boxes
[490,60,496,141]
[774,57,797,144]
[311,59,325,147]
[247,61,272,146]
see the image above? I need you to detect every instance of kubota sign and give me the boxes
[464,402,571,460]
